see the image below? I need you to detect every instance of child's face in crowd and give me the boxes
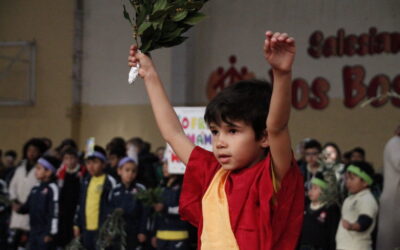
[345,172,368,194]
[35,164,52,181]
[209,120,268,171]
[305,148,320,167]
[109,154,119,168]
[63,154,78,169]
[4,156,15,167]
[308,184,322,202]
[86,158,105,177]
[323,146,337,164]
[118,162,138,185]
[162,161,170,178]
[27,145,40,162]
[350,152,364,162]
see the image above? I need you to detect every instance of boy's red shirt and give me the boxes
[179,146,304,250]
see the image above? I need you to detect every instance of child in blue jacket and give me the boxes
[109,156,148,249]
[14,155,61,250]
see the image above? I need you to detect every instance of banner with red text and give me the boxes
[165,107,212,174]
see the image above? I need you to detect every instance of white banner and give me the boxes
[165,107,212,174]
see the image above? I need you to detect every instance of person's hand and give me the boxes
[151,236,157,248]
[128,45,157,80]
[137,233,146,243]
[12,202,21,212]
[263,31,295,74]
[43,236,53,243]
[73,226,80,238]
[342,219,352,230]
[154,203,164,212]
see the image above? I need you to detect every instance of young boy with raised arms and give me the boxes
[128,31,304,250]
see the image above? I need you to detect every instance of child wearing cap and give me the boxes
[298,171,340,250]
[335,161,378,250]
[74,146,117,250]
[13,155,61,250]
[108,156,148,250]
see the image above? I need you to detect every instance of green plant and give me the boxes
[122,0,209,53]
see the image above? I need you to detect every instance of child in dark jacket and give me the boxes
[57,147,86,247]
[14,155,61,250]
[298,171,340,250]
[152,162,189,250]
[74,146,117,250]
[109,156,148,250]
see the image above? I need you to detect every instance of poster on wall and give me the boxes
[165,107,212,174]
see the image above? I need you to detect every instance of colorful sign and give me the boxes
[165,107,212,174]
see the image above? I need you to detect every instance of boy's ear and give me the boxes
[260,130,270,148]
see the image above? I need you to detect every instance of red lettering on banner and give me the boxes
[343,66,367,108]
[308,27,400,58]
[181,117,189,129]
[392,75,400,107]
[171,153,180,162]
[367,75,391,107]
[292,79,309,109]
[308,31,324,58]
[310,77,330,109]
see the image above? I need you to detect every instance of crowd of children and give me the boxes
[0,137,193,250]
[296,139,383,250]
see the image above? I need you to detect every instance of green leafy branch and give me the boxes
[122,0,209,53]
[136,187,163,207]
[97,208,127,250]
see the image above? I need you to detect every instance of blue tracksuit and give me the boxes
[154,179,189,250]
[19,181,59,250]
[109,182,149,250]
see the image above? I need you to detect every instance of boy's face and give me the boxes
[345,172,368,194]
[86,158,105,177]
[4,156,15,167]
[350,152,364,162]
[35,164,52,181]
[323,146,337,164]
[308,184,322,202]
[63,154,78,169]
[209,120,268,171]
[305,148,320,167]
[27,145,40,162]
[109,154,120,168]
[118,162,138,185]
[162,161,170,177]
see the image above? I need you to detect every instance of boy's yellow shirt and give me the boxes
[85,174,106,230]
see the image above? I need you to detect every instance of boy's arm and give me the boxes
[129,46,195,165]
[264,31,295,182]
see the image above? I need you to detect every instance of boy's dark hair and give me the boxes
[109,145,126,158]
[42,155,61,173]
[351,147,365,158]
[22,138,48,159]
[56,138,78,152]
[62,147,79,158]
[87,145,107,162]
[346,161,375,185]
[106,137,126,152]
[128,137,144,152]
[5,150,17,159]
[304,139,322,152]
[204,80,272,140]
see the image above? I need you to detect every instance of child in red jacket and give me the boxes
[128,31,304,250]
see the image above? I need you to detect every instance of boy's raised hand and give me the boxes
[263,31,295,73]
[128,45,157,80]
